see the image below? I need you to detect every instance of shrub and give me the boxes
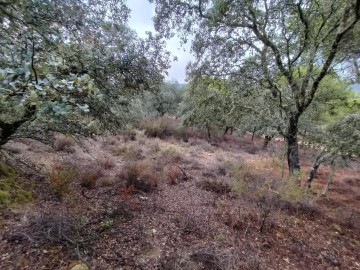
[4,212,93,251]
[143,116,177,138]
[49,163,76,198]
[78,164,103,189]
[54,135,76,153]
[118,161,159,193]
[166,166,188,185]
[111,144,144,160]
[0,162,32,208]
[242,144,259,154]
[120,129,137,142]
[198,179,231,195]
[158,147,184,164]
[99,178,115,187]
[99,156,115,169]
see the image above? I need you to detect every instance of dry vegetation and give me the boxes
[0,118,359,269]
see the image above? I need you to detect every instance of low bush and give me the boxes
[0,162,32,208]
[158,147,184,165]
[143,116,178,139]
[198,179,231,195]
[49,163,76,199]
[4,212,93,251]
[231,162,318,231]
[120,129,137,142]
[166,166,188,185]
[78,164,103,189]
[99,156,115,169]
[54,135,76,153]
[142,116,199,141]
[118,161,159,193]
[111,144,144,160]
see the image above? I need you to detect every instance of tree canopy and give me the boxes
[0,0,169,146]
[151,0,360,173]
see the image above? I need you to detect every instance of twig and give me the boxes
[177,165,188,180]
[81,189,91,200]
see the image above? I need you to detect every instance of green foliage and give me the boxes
[0,0,169,147]
[128,81,185,124]
[0,162,32,208]
[151,0,360,173]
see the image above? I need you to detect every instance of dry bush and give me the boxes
[108,137,118,146]
[167,167,183,185]
[143,116,179,139]
[197,141,215,152]
[231,164,282,232]
[173,214,207,239]
[78,163,104,189]
[111,143,144,160]
[99,156,115,169]
[166,166,188,185]
[54,135,76,153]
[99,177,116,187]
[158,147,185,165]
[111,145,128,156]
[4,212,93,252]
[231,163,318,230]
[148,139,161,154]
[160,247,252,270]
[49,163,77,198]
[142,116,200,141]
[242,144,260,154]
[118,161,160,193]
[198,179,231,195]
[119,129,137,142]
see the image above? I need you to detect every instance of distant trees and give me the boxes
[128,81,185,124]
[151,0,360,174]
[0,0,169,147]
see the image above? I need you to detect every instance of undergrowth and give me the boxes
[0,162,32,209]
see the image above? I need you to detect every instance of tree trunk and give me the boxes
[206,124,211,142]
[224,126,230,135]
[306,154,323,188]
[286,115,300,175]
[223,126,234,135]
[0,105,36,147]
[322,161,337,196]
[263,135,272,149]
[251,126,257,141]
[307,151,336,188]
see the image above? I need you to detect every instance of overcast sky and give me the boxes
[127,0,192,83]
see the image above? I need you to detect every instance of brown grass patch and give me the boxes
[118,161,160,193]
[198,179,231,195]
[54,135,76,153]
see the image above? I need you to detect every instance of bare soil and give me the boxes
[0,132,359,270]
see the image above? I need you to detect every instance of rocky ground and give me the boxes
[0,131,359,270]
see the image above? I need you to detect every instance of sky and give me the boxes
[127,0,192,83]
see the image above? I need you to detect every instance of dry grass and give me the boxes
[198,179,231,195]
[48,163,76,198]
[99,156,115,169]
[78,163,104,189]
[4,212,93,252]
[54,135,76,153]
[118,161,160,193]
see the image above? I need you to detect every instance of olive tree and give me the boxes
[151,0,360,174]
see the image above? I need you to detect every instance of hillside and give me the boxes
[1,130,359,270]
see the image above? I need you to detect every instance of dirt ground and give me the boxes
[0,131,359,270]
